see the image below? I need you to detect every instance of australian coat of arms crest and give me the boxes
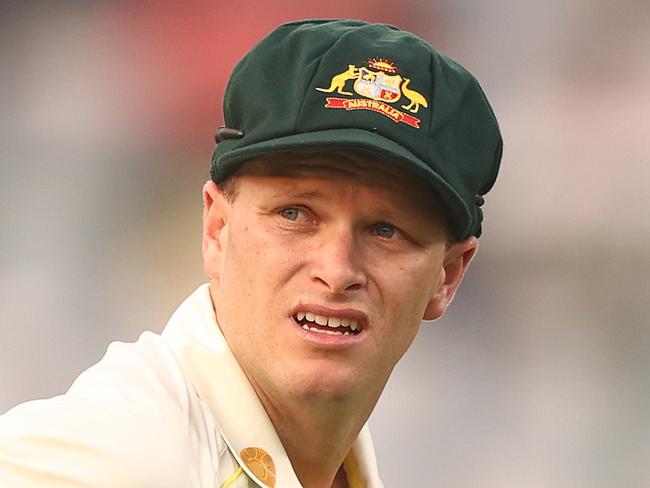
[315,58,428,128]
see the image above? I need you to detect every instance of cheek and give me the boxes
[222,219,305,306]
[371,256,442,346]
[225,224,266,290]
[375,252,442,304]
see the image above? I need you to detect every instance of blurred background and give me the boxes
[1,1,649,486]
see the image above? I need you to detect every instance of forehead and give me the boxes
[238,149,429,194]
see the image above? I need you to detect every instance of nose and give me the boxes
[309,228,367,295]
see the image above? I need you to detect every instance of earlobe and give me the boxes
[422,237,478,321]
[202,180,230,280]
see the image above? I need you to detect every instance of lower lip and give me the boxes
[291,318,366,348]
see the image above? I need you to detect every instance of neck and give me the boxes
[255,386,382,488]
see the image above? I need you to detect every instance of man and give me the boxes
[0,19,502,487]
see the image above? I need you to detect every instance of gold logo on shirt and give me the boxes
[241,447,276,487]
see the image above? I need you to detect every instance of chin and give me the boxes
[290,369,361,403]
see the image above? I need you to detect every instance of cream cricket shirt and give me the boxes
[0,285,383,487]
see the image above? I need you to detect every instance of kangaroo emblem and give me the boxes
[316,65,359,96]
[400,78,428,113]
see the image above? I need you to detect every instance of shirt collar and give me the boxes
[162,284,383,488]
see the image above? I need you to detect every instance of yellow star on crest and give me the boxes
[367,58,398,73]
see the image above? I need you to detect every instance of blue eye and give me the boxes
[280,207,300,221]
[375,223,396,238]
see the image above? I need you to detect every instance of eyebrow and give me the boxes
[269,189,324,200]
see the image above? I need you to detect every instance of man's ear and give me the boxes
[423,237,478,321]
[202,180,231,282]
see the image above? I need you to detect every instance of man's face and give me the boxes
[202,151,475,405]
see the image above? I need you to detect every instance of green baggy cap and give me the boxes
[211,19,503,239]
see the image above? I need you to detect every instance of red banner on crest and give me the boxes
[324,98,421,128]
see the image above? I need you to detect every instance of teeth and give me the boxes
[296,311,362,332]
[323,329,341,336]
[314,314,328,326]
[302,324,343,336]
[327,317,341,328]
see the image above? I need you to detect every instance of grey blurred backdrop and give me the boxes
[1,1,649,486]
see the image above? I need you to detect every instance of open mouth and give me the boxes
[292,311,362,336]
